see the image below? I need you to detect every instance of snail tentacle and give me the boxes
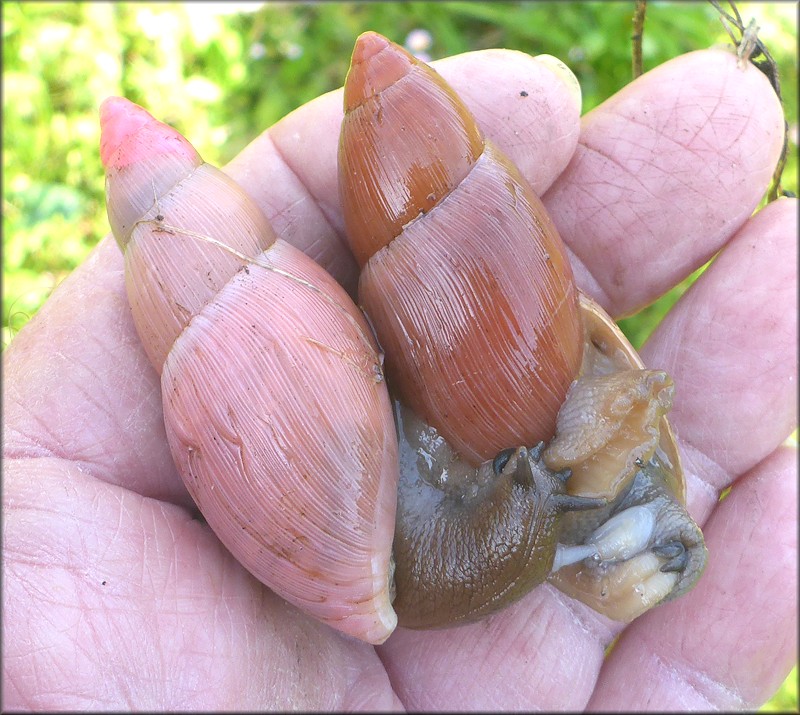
[551,543,601,572]
[625,459,707,598]
[655,542,689,574]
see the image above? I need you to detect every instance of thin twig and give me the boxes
[632,0,647,79]
[707,0,790,201]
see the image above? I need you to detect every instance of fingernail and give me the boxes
[533,54,582,114]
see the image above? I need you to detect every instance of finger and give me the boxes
[2,460,401,711]
[543,49,785,316]
[378,585,612,710]
[366,51,790,708]
[641,197,797,517]
[3,238,190,507]
[587,444,797,710]
[225,48,582,292]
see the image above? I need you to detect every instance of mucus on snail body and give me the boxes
[100,32,707,645]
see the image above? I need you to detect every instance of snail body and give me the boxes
[393,402,610,628]
[338,33,706,628]
[101,98,398,645]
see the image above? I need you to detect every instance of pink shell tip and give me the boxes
[99,96,199,170]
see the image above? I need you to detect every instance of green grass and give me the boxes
[3,2,797,350]
[3,3,796,708]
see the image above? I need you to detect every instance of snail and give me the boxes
[338,32,707,628]
[99,33,707,646]
[100,97,399,645]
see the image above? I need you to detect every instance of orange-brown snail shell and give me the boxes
[338,32,706,628]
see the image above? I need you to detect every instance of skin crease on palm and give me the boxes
[2,42,797,711]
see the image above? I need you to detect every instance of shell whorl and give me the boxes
[339,34,583,463]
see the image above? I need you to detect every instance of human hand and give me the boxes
[3,45,796,711]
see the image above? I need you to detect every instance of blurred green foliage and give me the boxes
[2,3,797,705]
[762,665,798,713]
[3,1,797,350]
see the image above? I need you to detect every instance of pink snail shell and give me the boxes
[101,97,398,644]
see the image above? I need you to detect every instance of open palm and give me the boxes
[4,47,796,710]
